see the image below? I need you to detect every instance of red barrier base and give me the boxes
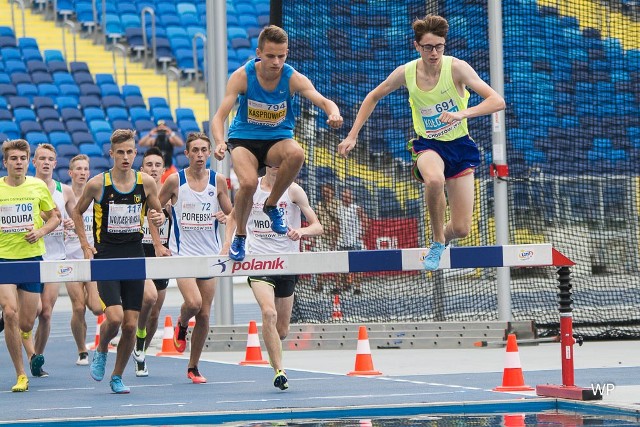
[536,384,602,401]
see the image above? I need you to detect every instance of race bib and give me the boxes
[142,216,169,244]
[180,201,214,231]
[247,99,287,127]
[66,212,93,241]
[420,98,461,139]
[0,203,35,233]
[107,203,142,233]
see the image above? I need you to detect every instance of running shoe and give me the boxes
[263,205,287,234]
[273,369,288,390]
[135,360,148,378]
[132,347,145,363]
[423,241,446,271]
[76,352,89,366]
[11,375,28,392]
[187,366,207,384]
[229,235,246,261]
[173,318,188,353]
[109,375,130,394]
[90,350,107,381]
[29,354,45,377]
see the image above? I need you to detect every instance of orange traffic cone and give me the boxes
[503,414,526,427]
[156,315,181,356]
[89,314,104,350]
[331,294,343,320]
[239,320,269,365]
[348,326,382,376]
[493,334,534,391]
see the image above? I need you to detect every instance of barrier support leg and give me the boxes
[536,267,602,401]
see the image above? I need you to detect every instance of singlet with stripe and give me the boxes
[93,171,146,246]
[169,169,221,256]
[405,56,470,141]
[228,59,296,140]
[247,178,301,255]
[142,206,171,247]
[43,180,66,260]
[65,200,93,260]
[0,176,56,259]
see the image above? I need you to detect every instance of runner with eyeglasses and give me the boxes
[338,14,505,270]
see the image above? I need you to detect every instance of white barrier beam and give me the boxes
[0,244,570,284]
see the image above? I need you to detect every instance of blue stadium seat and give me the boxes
[26,60,48,74]
[7,95,30,109]
[0,121,19,139]
[84,107,105,122]
[134,119,154,133]
[73,71,94,85]
[60,107,83,122]
[112,119,134,130]
[151,107,173,121]
[42,120,66,134]
[44,50,65,63]
[95,74,115,86]
[20,120,43,135]
[47,60,68,74]
[121,14,141,30]
[147,97,169,110]
[179,14,199,28]
[106,107,129,122]
[93,131,111,146]
[31,71,54,85]
[1,47,21,61]
[0,84,17,98]
[56,143,79,157]
[37,83,60,98]
[175,107,195,122]
[59,83,80,99]
[90,156,111,171]
[72,131,94,146]
[5,60,27,74]
[129,106,151,122]
[25,131,48,145]
[10,72,32,85]
[66,119,89,134]
[124,96,147,110]
[121,85,142,98]
[13,108,36,123]
[102,95,125,109]
[21,48,43,63]
[0,108,11,121]
[79,143,103,157]
[89,120,112,135]
[0,36,17,48]
[0,73,9,84]
[100,84,120,98]
[69,61,90,74]
[79,83,101,98]
[37,107,60,122]
[78,95,101,109]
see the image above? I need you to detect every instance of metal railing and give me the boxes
[166,66,182,110]
[192,32,207,93]
[101,0,107,46]
[112,43,128,86]
[10,0,26,38]
[141,7,156,69]
[61,20,78,62]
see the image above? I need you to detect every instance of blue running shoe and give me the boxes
[90,351,107,382]
[423,242,446,271]
[229,235,246,261]
[109,375,130,394]
[263,205,287,234]
[273,369,288,390]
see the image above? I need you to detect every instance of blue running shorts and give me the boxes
[408,134,480,182]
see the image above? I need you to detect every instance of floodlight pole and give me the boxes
[488,0,511,321]
[207,0,233,325]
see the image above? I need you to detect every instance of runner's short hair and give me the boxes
[1,138,30,158]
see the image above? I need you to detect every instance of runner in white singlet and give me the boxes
[23,143,77,378]
[155,132,233,384]
[225,166,323,390]
[64,154,102,367]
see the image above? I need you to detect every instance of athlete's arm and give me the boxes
[220,208,236,255]
[62,183,77,229]
[287,184,323,241]
[210,68,247,161]
[72,175,101,257]
[444,58,505,123]
[216,173,233,215]
[157,173,179,207]
[338,65,406,158]
[141,172,164,226]
[291,72,343,129]
[25,206,61,244]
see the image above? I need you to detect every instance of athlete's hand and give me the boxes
[154,245,171,257]
[82,245,97,259]
[213,142,227,161]
[63,218,75,229]
[219,245,229,256]
[214,211,227,224]
[148,209,165,227]
[338,136,357,158]
[286,228,302,241]
[439,110,464,124]
[326,114,343,129]
[23,227,43,244]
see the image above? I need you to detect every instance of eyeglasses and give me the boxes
[418,43,445,52]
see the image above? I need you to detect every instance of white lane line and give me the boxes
[291,391,463,400]
[121,402,190,408]
[36,387,95,392]
[28,407,92,411]
[217,398,283,403]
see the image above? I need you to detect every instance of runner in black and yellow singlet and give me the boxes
[71,129,165,394]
